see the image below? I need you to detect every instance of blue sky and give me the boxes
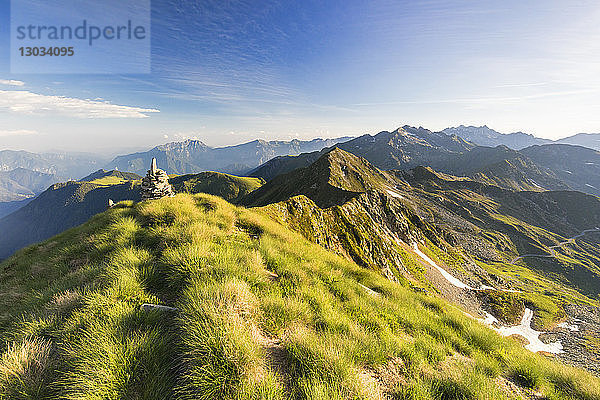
[1,0,600,153]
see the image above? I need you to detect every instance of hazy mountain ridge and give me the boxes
[0,149,107,180]
[442,125,551,149]
[107,137,354,176]
[0,168,57,202]
[444,125,600,151]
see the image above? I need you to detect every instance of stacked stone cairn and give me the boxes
[140,158,174,200]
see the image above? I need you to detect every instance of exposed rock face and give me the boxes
[140,158,174,201]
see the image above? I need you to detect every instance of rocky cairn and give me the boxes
[140,158,174,200]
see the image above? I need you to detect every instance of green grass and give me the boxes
[86,176,132,186]
[170,171,264,203]
[1,193,599,399]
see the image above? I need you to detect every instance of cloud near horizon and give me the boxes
[0,79,25,86]
[0,129,39,137]
[0,90,159,118]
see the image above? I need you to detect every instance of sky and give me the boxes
[1,0,600,154]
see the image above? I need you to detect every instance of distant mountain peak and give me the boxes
[241,147,388,208]
[443,125,550,150]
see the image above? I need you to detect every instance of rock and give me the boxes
[108,199,115,208]
[140,158,174,201]
[140,303,178,312]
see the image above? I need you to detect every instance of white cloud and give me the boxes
[0,90,159,118]
[0,129,38,137]
[0,80,25,86]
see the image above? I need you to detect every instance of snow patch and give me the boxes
[386,188,404,199]
[358,283,379,296]
[557,321,579,332]
[495,308,563,354]
[412,244,474,289]
[478,312,499,326]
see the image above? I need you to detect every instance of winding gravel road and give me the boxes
[510,227,600,264]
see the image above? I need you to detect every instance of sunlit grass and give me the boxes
[0,193,599,399]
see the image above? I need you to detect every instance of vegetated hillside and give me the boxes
[396,167,600,296]
[242,149,600,371]
[0,180,140,260]
[0,198,32,219]
[107,137,353,176]
[521,144,600,197]
[0,168,58,201]
[1,193,599,399]
[80,169,141,183]
[442,126,550,149]
[441,145,568,192]
[0,171,265,259]
[170,171,264,203]
[247,149,600,298]
[248,149,327,182]
[241,148,390,208]
[442,125,600,152]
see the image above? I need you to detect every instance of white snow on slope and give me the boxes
[412,244,474,289]
[386,188,404,199]
[409,243,562,354]
[496,308,563,354]
[478,312,499,326]
[557,321,579,332]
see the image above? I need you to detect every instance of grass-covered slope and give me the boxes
[170,171,264,203]
[0,180,140,260]
[80,169,141,183]
[0,171,263,260]
[1,193,599,399]
[241,148,390,208]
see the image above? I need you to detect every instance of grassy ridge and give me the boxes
[1,194,599,399]
[170,171,264,203]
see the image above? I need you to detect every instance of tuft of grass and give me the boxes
[0,337,53,398]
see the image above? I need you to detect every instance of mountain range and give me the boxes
[107,137,353,176]
[6,125,600,261]
[444,125,600,150]
[3,187,600,398]
[252,125,600,197]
